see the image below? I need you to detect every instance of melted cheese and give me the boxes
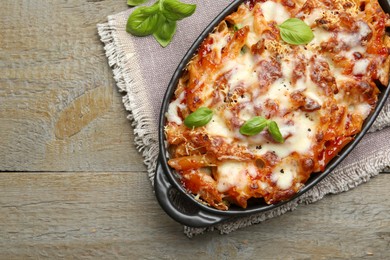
[217,161,248,192]
[338,21,372,48]
[206,113,234,139]
[304,8,324,25]
[304,78,324,106]
[246,31,261,47]
[253,78,292,110]
[260,1,290,24]
[271,160,297,190]
[352,103,372,118]
[280,59,294,82]
[309,28,333,47]
[353,59,370,75]
[166,91,186,125]
[225,52,257,89]
[343,46,366,60]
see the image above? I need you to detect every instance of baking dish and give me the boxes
[154,0,390,228]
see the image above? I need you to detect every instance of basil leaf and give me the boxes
[126,0,196,47]
[278,18,314,45]
[233,24,242,31]
[127,0,149,6]
[267,121,284,143]
[184,107,213,128]
[126,4,161,36]
[160,0,196,21]
[153,18,177,47]
[240,116,268,136]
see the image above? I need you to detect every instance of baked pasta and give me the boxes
[164,0,390,210]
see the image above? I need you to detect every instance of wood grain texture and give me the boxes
[0,0,145,171]
[0,171,389,259]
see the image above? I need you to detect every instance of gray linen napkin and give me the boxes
[97,0,390,237]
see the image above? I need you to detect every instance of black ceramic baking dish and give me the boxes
[154,0,390,228]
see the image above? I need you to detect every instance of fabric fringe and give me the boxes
[184,149,390,237]
[97,21,159,184]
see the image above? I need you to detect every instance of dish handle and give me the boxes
[154,161,231,228]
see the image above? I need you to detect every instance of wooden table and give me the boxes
[1,1,389,258]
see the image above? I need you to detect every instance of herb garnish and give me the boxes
[184,107,213,128]
[240,116,285,143]
[126,0,196,47]
[127,0,149,6]
[239,116,268,136]
[278,18,314,45]
[267,120,284,143]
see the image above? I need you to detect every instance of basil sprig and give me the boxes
[126,4,161,37]
[240,116,285,143]
[184,107,213,128]
[267,121,284,143]
[278,18,314,45]
[239,116,268,136]
[153,17,177,47]
[160,0,197,20]
[126,0,196,47]
[127,0,148,6]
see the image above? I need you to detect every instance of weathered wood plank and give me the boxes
[0,0,146,171]
[0,171,389,259]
